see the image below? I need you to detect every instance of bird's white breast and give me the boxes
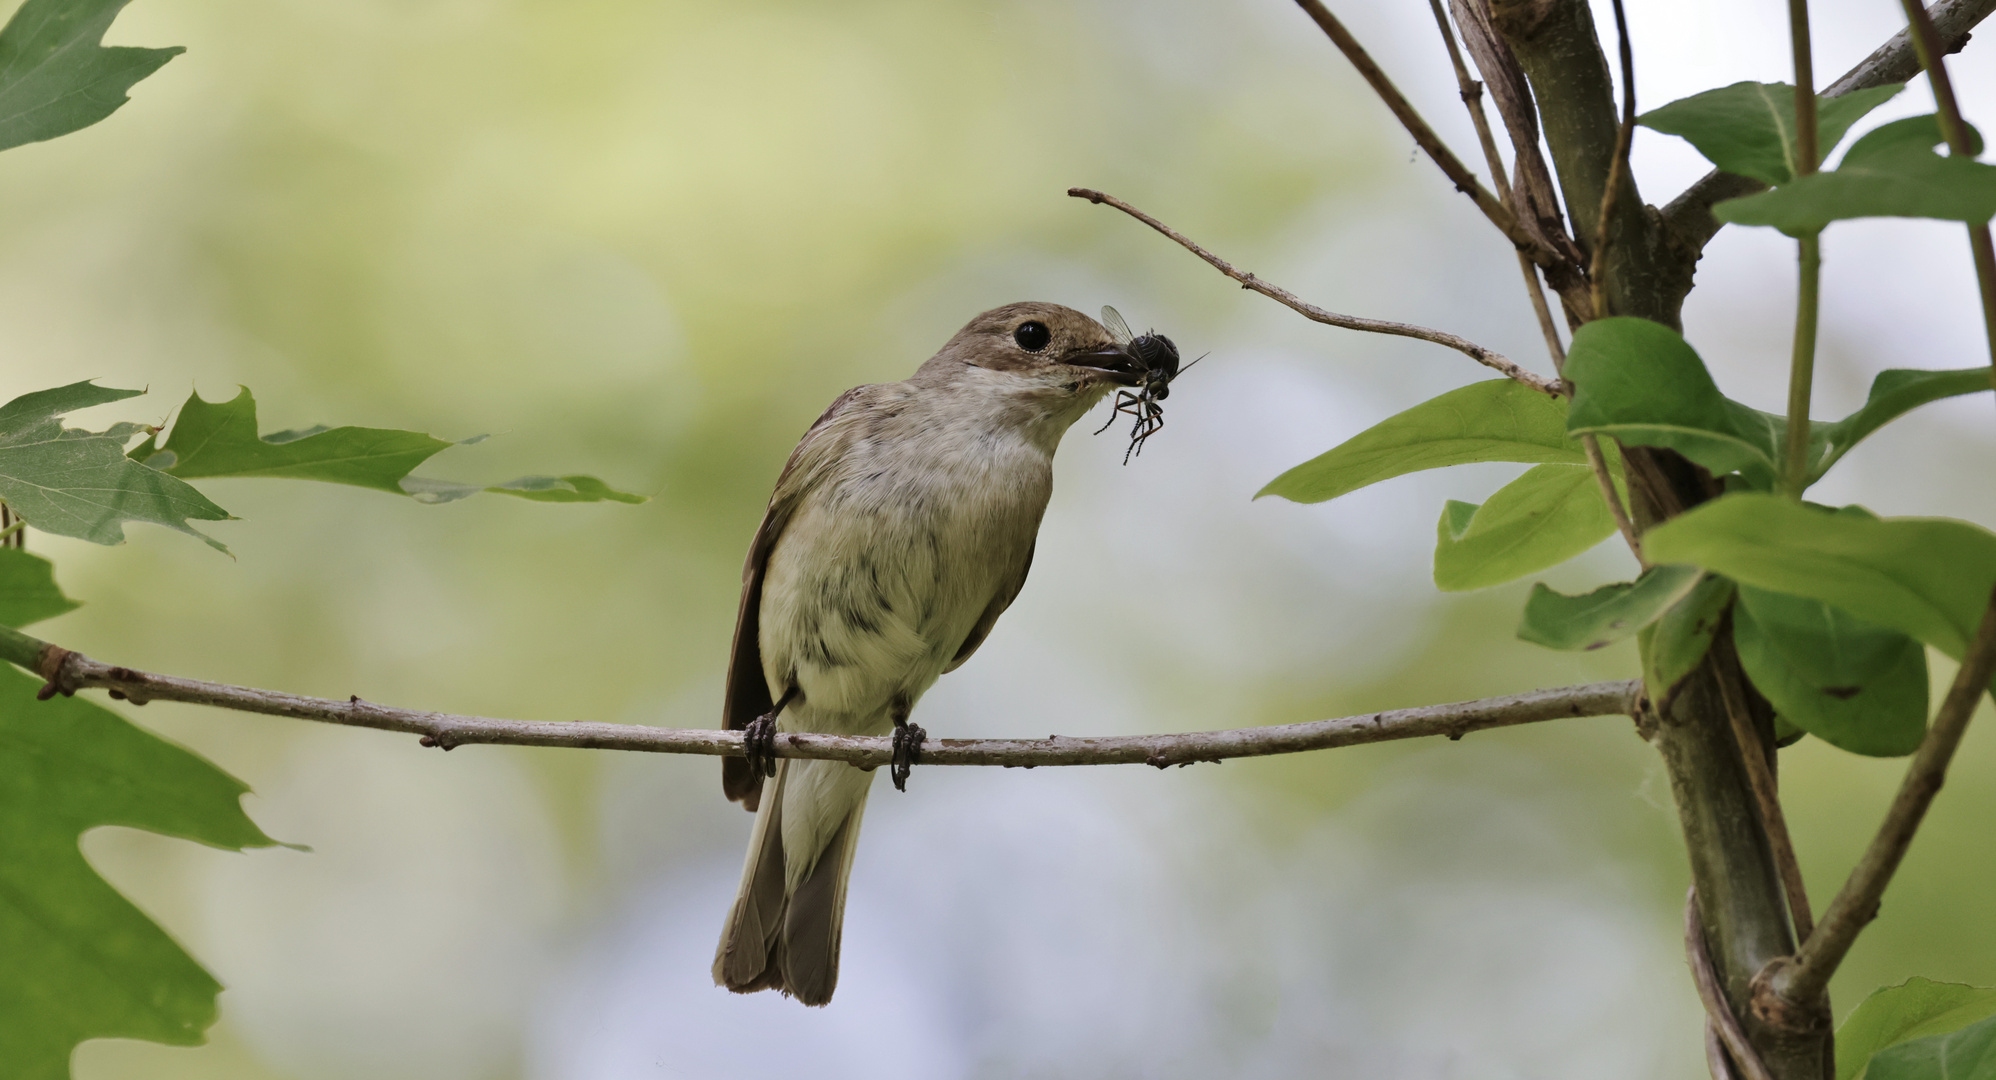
[758,379,1056,735]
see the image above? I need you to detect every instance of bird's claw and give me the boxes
[743,712,779,778]
[891,722,925,792]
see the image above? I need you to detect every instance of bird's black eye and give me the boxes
[1013,321,1051,352]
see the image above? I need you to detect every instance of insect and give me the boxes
[1094,305,1200,463]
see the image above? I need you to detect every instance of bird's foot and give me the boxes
[890,722,925,792]
[743,712,780,778]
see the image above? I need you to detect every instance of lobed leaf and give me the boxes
[1717,114,1996,235]
[1637,573,1737,712]
[1517,564,1703,651]
[0,548,79,627]
[1564,318,1784,489]
[1432,464,1617,592]
[1733,585,1927,757]
[1639,81,1904,186]
[1840,979,1996,1080]
[133,387,455,494]
[0,380,230,550]
[1643,494,1996,667]
[1865,1013,1996,1080]
[0,0,181,153]
[1257,379,1582,504]
[0,662,278,1078]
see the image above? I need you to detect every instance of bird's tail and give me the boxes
[712,758,870,1006]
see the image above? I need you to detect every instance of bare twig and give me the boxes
[1291,0,1566,274]
[1067,187,1561,397]
[2,625,1641,767]
[1589,0,1637,319]
[1661,0,1996,260]
[1713,653,1813,940]
[1425,0,1641,560]
[1687,890,1779,1080]
[1897,0,1996,375]
[1770,587,1996,1008]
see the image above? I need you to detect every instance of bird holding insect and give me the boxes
[714,301,1207,1007]
[1094,305,1202,463]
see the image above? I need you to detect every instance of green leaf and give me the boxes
[1637,573,1737,711]
[1866,1013,1996,1080]
[0,662,277,1078]
[1257,379,1582,503]
[1517,564,1704,651]
[136,388,648,506]
[1717,114,1996,234]
[399,473,648,505]
[1432,464,1617,592]
[0,381,231,551]
[1565,318,1784,489]
[1812,367,1993,483]
[1840,979,1996,1080]
[0,548,79,627]
[1639,81,1904,186]
[136,387,455,494]
[1734,584,1928,757]
[1643,494,1996,666]
[0,0,182,152]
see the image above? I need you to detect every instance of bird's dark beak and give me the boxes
[1066,342,1144,386]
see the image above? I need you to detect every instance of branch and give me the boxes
[1660,0,1996,260]
[0,625,1641,768]
[1765,587,1996,1012]
[1291,0,1569,277]
[1067,187,1563,397]
[1688,889,1778,1080]
[1897,0,1996,375]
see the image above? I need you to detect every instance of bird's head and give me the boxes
[914,301,1145,424]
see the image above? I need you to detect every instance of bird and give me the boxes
[712,301,1145,1006]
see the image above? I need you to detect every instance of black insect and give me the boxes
[1094,306,1201,464]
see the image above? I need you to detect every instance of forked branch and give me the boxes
[1068,187,1561,397]
[1765,587,1996,1012]
[0,625,1638,767]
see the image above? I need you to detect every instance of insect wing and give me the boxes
[1100,305,1134,346]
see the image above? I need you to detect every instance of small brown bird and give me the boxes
[713,302,1145,1005]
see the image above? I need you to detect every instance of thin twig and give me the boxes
[1704,1022,1739,1080]
[1291,0,1562,272]
[1782,0,1825,499]
[1589,0,1638,319]
[1772,587,1996,1007]
[1067,187,1561,397]
[1687,889,1779,1080]
[2,625,1642,767]
[1423,0,1642,560]
[1897,0,1996,376]
[1713,653,1814,940]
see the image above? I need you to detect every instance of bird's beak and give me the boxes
[1065,343,1144,386]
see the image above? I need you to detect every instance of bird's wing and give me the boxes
[943,539,1034,674]
[722,386,868,809]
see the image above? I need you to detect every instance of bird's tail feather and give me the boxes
[713,760,869,1006]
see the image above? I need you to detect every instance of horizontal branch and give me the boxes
[1068,187,1563,397]
[0,625,1638,768]
[1660,0,1996,257]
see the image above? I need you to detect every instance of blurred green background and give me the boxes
[2,0,1991,1077]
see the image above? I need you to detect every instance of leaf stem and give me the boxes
[1783,232,1823,496]
[0,623,1642,766]
[1896,0,1996,374]
[1769,586,1996,1009]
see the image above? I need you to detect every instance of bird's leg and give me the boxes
[889,695,924,793]
[744,684,798,779]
